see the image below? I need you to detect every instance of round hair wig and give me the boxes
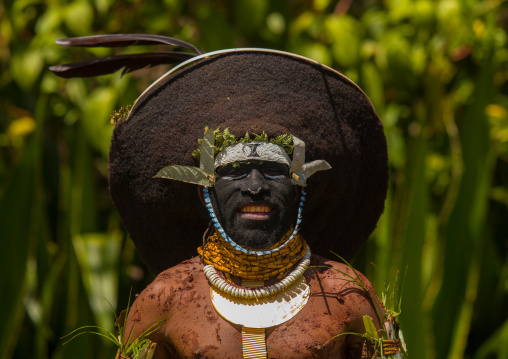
[108,49,388,274]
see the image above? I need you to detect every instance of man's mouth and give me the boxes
[238,205,275,220]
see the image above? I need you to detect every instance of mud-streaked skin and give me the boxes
[124,254,383,359]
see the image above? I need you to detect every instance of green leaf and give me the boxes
[398,111,428,358]
[433,56,495,359]
[360,61,385,114]
[0,139,37,359]
[82,86,116,160]
[325,14,363,67]
[200,128,215,174]
[154,166,214,186]
[363,315,379,339]
[72,232,122,331]
[474,317,508,359]
[64,1,94,35]
[10,49,44,90]
[299,42,332,66]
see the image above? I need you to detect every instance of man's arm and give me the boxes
[122,279,177,359]
[340,268,386,358]
[314,257,386,358]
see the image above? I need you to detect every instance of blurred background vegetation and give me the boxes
[1,0,507,358]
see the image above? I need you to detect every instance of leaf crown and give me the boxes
[192,128,293,160]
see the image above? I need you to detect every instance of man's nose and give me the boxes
[242,169,269,196]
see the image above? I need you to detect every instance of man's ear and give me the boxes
[198,186,206,206]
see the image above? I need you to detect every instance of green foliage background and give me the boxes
[1,0,507,358]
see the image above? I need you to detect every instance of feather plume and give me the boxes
[49,52,197,78]
[55,34,204,54]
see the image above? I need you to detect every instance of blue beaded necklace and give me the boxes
[202,186,307,256]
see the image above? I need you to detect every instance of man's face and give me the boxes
[208,161,297,250]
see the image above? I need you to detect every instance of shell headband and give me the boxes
[154,128,332,186]
[214,142,291,168]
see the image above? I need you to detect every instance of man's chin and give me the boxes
[228,227,288,250]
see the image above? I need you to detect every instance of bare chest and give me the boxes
[164,278,357,359]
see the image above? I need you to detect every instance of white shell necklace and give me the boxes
[203,246,311,299]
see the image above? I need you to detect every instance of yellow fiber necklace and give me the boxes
[198,228,307,281]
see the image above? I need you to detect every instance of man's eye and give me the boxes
[262,168,286,177]
[226,170,245,177]
[218,168,248,179]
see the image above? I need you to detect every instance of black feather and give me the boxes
[49,52,197,78]
[55,34,204,54]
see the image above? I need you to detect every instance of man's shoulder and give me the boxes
[309,253,361,277]
[153,256,203,284]
[306,253,384,336]
[133,257,204,310]
[308,253,375,293]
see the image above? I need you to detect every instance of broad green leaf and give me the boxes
[10,49,44,90]
[289,12,314,37]
[155,165,214,187]
[0,140,36,359]
[95,0,114,16]
[370,185,393,293]
[363,315,379,339]
[398,118,428,358]
[300,42,332,66]
[266,12,285,35]
[200,128,215,174]
[360,61,384,114]
[434,57,495,359]
[313,0,330,12]
[65,1,94,35]
[382,104,406,169]
[73,232,122,331]
[34,4,63,34]
[474,317,508,359]
[82,86,116,159]
[326,14,363,67]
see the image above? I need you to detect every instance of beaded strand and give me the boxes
[204,246,311,299]
[202,186,306,256]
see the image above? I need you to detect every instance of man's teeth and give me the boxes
[240,205,272,213]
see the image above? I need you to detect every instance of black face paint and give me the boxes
[208,161,297,250]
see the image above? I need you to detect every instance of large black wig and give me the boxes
[52,39,388,274]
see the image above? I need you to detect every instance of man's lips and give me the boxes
[238,205,275,220]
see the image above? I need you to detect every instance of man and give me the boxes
[122,131,385,358]
[52,38,396,358]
